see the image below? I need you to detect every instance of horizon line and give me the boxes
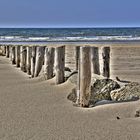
[0,26,140,28]
[0,24,140,28]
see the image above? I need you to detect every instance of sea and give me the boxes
[0,28,140,44]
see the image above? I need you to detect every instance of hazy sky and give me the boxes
[0,0,140,27]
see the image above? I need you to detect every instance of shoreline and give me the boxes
[1,40,140,45]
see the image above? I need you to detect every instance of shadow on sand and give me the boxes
[93,98,139,108]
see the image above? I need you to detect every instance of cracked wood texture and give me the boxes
[79,46,91,107]
[44,47,55,80]
[91,46,100,75]
[31,46,36,77]
[55,46,65,84]
[20,46,27,72]
[75,46,80,71]
[102,47,110,78]
[15,46,20,67]
[6,45,9,58]
[34,46,45,77]
[26,46,32,75]
[11,46,16,65]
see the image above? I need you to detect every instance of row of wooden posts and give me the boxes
[0,45,110,107]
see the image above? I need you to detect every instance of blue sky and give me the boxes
[0,0,140,27]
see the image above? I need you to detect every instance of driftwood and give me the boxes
[79,46,91,107]
[116,77,131,83]
[34,46,45,77]
[44,47,55,79]
[55,46,65,84]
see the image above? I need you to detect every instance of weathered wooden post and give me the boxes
[44,47,55,79]
[34,46,45,77]
[6,45,10,58]
[15,45,20,67]
[11,46,16,64]
[26,46,32,75]
[55,46,65,84]
[1,46,6,56]
[91,47,100,75]
[0,45,3,55]
[9,46,12,61]
[79,46,91,107]
[102,46,110,78]
[76,46,80,104]
[0,46,3,55]
[20,46,27,72]
[31,46,36,77]
[3,46,6,55]
[75,46,80,70]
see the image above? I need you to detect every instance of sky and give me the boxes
[0,0,140,28]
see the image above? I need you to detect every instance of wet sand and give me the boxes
[0,43,140,139]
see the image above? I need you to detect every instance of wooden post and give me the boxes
[55,46,65,84]
[1,46,6,56]
[91,47,100,75]
[20,46,27,72]
[76,47,80,104]
[3,46,6,55]
[11,46,16,64]
[26,46,32,75]
[9,46,12,61]
[75,46,80,70]
[44,47,55,79]
[31,46,36,77]
[79,46,91,107]
[6,46,10,58]
[34,46,45,77]
[102,47,110,78]
[0,46,3,55]
[15,46,20,67]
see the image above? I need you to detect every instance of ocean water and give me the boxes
[0,28,140,43]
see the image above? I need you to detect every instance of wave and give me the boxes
[1,35,140,42]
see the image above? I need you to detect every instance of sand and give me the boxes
[0,44,140,140]
[65,43,140,82]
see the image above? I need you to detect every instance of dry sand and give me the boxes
[0,44,140,140]
[65,43,140,82]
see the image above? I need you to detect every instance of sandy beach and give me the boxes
[0,43,140,140]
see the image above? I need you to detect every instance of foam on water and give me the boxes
[1,36,140,42]
[0,28,140,43]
